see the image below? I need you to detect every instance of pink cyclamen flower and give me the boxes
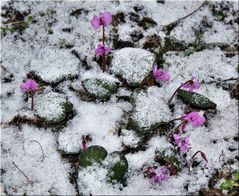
[173,134,190,154]
[183,112,206,127]
[91,11,112,29]
[20,79,37,92]
[95,44,111,57]
[153,64,170,82]
[182,76,200,92]
[150,166,169,184]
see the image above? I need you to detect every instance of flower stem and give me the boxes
[31,95,34,111]
[191,151,208,162]
[168,80,192,105]
[102,25,106,72]
[169,116,184,122]
[174,121,187,133]
[102,25,105,45]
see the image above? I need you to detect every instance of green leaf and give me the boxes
[106,152,128,184]
[178,89,217,109]
[27,16,34,23]
[232,170,239,181]
[79,146,107,168]
[220,180,236,190]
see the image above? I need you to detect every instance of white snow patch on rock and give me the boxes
[111,48,155,86]
[35,91,69,123]
[132,86,172,130]
[31,48,80,84]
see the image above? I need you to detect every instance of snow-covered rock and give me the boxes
[35,91,73,124]
[129,86,172,136]
[111,48,155,86]
[81,71,119,100]
[31,48,80,84]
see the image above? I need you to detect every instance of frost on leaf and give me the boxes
[178,89,217,109]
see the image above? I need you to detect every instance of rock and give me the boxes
[178,89,217,109]
[111,48,155,86]
[106,152,128,184]
[138,17,157,30]
[143,35,161,49]
[128,86,171,136]
[81,71,119,100]
[35,91,73,124]
[79,146,108,168]
[31,48,80,84]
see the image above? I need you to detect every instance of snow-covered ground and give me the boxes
[1,0,238,195]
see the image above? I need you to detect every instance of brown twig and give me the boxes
[219,150,225,162]
[164,1,207,33]
[30,140,45,162]
[168,80,192,105]
[1,65,7,72]
[12,161,33,183]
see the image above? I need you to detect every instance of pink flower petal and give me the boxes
[173,134,181,144]
[100,11,112,26]
[91,15,101,29]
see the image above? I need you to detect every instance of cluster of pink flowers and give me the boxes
[20,79,37,92]
[20,79,38,110]
[91,12,112,29]
[95,44,111,57]
[182,111,206,130]
[91,11,112,72]
[173,134,191,154]
[149,166,169,184]
[153,64,170,82]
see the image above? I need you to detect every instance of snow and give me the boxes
[31,48,80,84]
[131,86,172,130]
[1,0,238,195]
[58,101,132,154]
[1,125,75,195]
[170,5,238,45]
[164,48,237,85]
[35,91,69,123]
[81,70,119,99]
[121,129,140,148]
[111,47,155,86]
